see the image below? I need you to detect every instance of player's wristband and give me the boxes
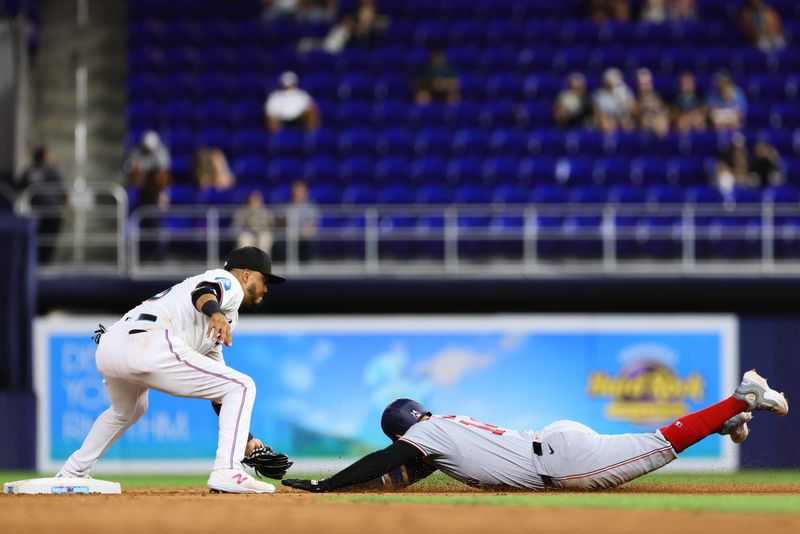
[201,299,224,318]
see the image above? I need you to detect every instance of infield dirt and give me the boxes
[2,485,799,534]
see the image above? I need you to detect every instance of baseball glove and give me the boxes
[243,445,293,479]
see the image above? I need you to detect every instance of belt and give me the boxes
[533,441,555,456]
[125,313,158,322]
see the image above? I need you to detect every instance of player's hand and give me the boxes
[206,312,232,346]
[245,437,264,456]
[282,479,327,492]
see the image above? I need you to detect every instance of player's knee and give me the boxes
[239,374,256,397]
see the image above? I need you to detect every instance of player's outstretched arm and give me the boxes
[283,441,423,493]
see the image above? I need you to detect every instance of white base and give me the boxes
[3,477,121,495]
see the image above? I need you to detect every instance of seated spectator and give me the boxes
[194,147,235,191]
[125,130,170,187]
[261,0,300,21]
[553,72,593,129]
[414,49,460,105]
[138,169,170,262]
[16,145,66,264]
[668,0,697,21]
[714,132,757,194]
[296,0,338,23]
[740,0,786,52]
[286,180,319,262]
[349,0,389,48]
[232,190,276,255]
[671,71,707,133]
[634,68,670,137]
[641,0,667,22]
[298,15,354,54]
[264,71,321,133]
[590,0,631,23]
[706,72,747,132]
[593,68,636,134]
[751,139,783,186]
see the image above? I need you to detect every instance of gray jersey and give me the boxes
[400,415,546,490]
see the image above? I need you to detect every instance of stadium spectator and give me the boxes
[261,0,300,21]
[138,168,170,262]
[414,49,460,105]
[553,72,593,129]
[296,0,338,23]
[750,139,783,186]
[194,147,235,191]
[706,72,747,132]
[670,71,707,133]
[640,0,667,22]
[286,180,319,262]
[739,0,786,52]
[634,68,670,137]
[16,145,66,264]
[298,14,354,54]
[590,0,631,23]
[593,68,636,133]
[264,71,321,133]
[232,190,276,255]
[668,0,697,21]
[348,0,389,48]
[125,130,171,187]
[714,132,757,195]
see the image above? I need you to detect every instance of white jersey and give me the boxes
[399,415,546,490]
[122,269,243,357]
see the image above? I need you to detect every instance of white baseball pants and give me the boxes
[58,321,255,476]
[534,420,678,490]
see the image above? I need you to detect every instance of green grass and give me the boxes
[3,470,799,515]
[329,493,800,515]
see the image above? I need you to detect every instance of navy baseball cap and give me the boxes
[224,247,286,284]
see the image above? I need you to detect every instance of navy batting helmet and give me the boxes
[381,398,431,441]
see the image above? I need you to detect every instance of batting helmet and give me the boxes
[381,398,431,441]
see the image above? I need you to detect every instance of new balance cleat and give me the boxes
[719,412,752,444]
[734,370,789,416]
[208,468,276,494]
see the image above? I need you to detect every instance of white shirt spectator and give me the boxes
[265,72,314,122]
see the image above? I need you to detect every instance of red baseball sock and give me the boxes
[658,397,748,453]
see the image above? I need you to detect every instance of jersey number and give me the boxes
[443,416,506,436]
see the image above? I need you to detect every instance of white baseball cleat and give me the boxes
[208,468,276,494]
[733,369,789,416]
[719,412,753,444]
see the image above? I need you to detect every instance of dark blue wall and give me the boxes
[740,317,800,468]
[1,214,36,469]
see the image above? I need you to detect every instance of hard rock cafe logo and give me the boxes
[587,361,704,425]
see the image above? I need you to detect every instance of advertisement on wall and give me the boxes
[36,315,738,473]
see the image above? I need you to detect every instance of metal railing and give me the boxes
[126,200,800,278]
[15,182,128,276]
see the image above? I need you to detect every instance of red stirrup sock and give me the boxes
[658,397,748,453]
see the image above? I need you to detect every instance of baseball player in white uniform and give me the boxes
[283,369,788,492]
[57,247,285,493]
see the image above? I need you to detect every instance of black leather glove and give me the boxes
[242,445,293,479]
[282,478,328,492]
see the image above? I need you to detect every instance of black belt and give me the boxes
[126,313,158,322]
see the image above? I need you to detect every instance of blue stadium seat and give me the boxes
[593,157,631,187]
[374,75,413,101]
[161,128,195,159]
[232,156,268,184]
[371,100,408,129]
[267,158,303,185]
[489,129,527,157]
[303,156,339,185]
[452,129,488,158]
[484,73,523,102]
[519,157,557,185]
[415,184,454,204]
[411,157,447,185]
[482,157,519,186]
[375,128,414,157]
[342,184,377,204]
[407,103,448,130]
[338,73,374,101]
[666,157,709,187]
[196,128,232,154]
[158,99,195,128]
[229,100,264,130]
[337,156,375,184]
[414,128,451,157]
[231,129,269,159]
[375,157,411,185]
[338,128,375,157]
[378,184,415,204]
[127,100,159,130]
[555,157,594,186]
[445,101,482,129]
[630,157,669,187]
[336,101,373,128]
[268,129,304,158]
[127,74,163,102]
[492,184,528,205]
[527,130,567,157]
[447,157,484,185]
[304,128,338,157]
[522,75,562,101]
